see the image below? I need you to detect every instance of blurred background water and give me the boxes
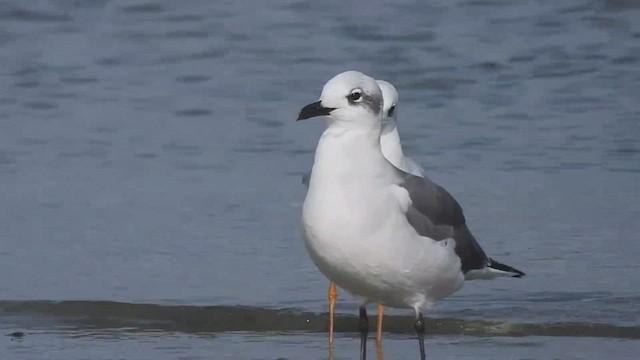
[1,0,639,359]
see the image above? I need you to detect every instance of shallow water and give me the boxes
[1,0,639,359]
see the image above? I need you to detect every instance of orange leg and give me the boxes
[328,282,337,345]
[376,304,384,344]
[376,336,384,360]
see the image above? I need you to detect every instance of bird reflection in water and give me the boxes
[327,334,385,360]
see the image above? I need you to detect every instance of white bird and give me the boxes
[377,80,426,178]
[296,71,524,360]
[308,80,426,346]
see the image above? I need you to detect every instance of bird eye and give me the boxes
[388,105,396,117]
[347,89,363,103]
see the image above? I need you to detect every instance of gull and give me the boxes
[377,80,426,178]
[303,79,426,345]
[296,71,524,360]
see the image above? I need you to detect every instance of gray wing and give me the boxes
[399,173,489,274]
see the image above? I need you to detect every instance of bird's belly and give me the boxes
[302,195,464,309]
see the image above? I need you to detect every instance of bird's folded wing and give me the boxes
[394,172,490,273]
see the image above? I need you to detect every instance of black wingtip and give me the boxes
[488,258,526,278]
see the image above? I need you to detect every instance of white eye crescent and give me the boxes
[348,89,363,103]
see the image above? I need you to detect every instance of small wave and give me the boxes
[1,300,639,339]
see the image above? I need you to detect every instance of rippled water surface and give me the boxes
[1,0,639,359]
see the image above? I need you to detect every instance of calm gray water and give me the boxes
[1,0,640,359]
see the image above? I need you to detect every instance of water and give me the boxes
[1,0,639,358]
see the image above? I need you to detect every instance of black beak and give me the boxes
[296,101,335,121]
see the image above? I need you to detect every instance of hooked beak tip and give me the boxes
[296,101,335,121]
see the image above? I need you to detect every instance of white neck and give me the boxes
[380,120,405,169]
[310,120,393,188]
[379,120,426,177]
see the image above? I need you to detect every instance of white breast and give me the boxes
[302,129,464,309]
